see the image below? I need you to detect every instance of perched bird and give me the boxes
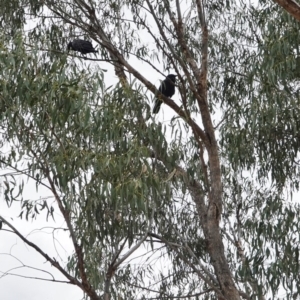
[67,39,98,55]
[153,74,177,114]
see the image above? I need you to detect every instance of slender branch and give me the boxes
[148,232,223,296]
[147,0,203,109]
[125,281,169,297]
[45,170,99,299]
[182,241,218,285]
[115,233,148,269]
[0,255,55,281]
[176,0,182,24]
[134,10,184,77]
[221,228,236,246]
[104,234,148,300]
[128,280,214,299]
[134,13,191,110]
[138,290,213,300]
[126,49,166,78]
[195,0,206,27]
[0,216,81,287]
[109,238,128,268]
[23,43,115,62]
[0,272,72,284]
[29,148,100,300]
[214,107,234,129]
[154,0,203,106]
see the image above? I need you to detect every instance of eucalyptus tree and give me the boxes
[0,1,300,300]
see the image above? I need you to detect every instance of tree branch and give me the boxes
[0,216,81,287]
[29,148,101,300]
[148,232,222,297]
[273,0,300,21]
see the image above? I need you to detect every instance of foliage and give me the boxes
[0,1,300,300]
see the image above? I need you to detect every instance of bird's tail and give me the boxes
[152,99,162,114]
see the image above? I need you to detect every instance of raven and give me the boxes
[67,39,98,55]
[153,74,177,114]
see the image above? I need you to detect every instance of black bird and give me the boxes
[153,74,177,114]
[67,39,98,55]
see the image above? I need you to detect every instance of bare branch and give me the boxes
[195,0,206,27]
[0,216,81,287]
[0,271,73,284]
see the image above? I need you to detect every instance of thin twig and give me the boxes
[0,216,81,287]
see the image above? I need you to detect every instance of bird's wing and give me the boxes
[85,41,93,47]
[159,80,167,94]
